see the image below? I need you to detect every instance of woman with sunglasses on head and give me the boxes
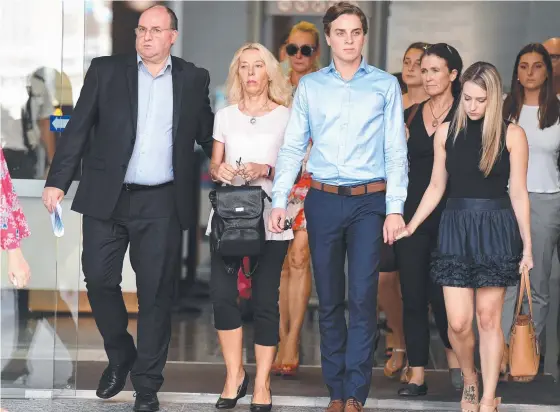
[273,21,321,378]
[394,43,462,396]
[207,43,293,411]
[501,44,560,371]
[379,42,433,382]
[397,61,533,412]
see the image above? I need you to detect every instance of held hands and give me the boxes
[7,248,31,289]
[383,214,406,245]
[395,224,414,241]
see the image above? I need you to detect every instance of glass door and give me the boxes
[0,0,84,399]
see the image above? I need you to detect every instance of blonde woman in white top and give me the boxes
[207,43,293,412]
[501,43,560,366]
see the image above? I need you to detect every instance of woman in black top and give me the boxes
[394,44,462,396]
[397,62,533,412]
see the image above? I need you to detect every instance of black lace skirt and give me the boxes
[431,197,522,288]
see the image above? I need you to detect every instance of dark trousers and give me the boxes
[210,240,289,346]
[304,188,385,404]
[3,148,37,179]
[82,184,182,393]
[394,231,451,367]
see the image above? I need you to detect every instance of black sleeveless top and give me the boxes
[403,101,456,235]
[445,117,511,199]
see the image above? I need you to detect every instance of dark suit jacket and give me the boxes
[46,54,214,230]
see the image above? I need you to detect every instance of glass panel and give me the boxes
[0,0,65,398]
[0,0,84,398]
[49,1,87,396]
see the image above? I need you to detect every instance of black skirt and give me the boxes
[431,197,522,289]
[380,242,397,273]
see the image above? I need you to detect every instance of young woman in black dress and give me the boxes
[397,62,533,412]
[394,43,462,396]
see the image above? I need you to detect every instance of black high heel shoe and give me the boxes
[215,371,249,409]
[250,389,272,412]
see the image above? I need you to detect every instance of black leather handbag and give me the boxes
[209,184,270,262]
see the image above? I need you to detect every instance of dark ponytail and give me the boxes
[422,43,463,98]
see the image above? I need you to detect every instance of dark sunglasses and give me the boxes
[286,43,315,57]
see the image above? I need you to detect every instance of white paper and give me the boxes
[50,202,64,237]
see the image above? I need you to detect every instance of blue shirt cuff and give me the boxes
[386,201,404,216]
[272,195,288,210]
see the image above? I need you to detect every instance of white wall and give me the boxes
[179,1,251,94]
[386,1,560,85]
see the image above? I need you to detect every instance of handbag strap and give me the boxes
[240,258,259,278]
[514,267,534,319]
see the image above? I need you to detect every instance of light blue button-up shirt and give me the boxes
[124,54,174,185]
[272,58,408,215]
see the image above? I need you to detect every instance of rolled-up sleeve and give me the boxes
[383,78,408,215]
[271,80,311,209]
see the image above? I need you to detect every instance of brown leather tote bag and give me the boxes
[508,267,540,382]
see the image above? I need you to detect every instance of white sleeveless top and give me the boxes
[205,104,294,241]
[518,99,560,193]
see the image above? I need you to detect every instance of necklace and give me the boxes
[242,99,270,125]
[428,100,453,127]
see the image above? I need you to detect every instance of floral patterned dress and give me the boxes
[286,141,312,231]
[1,148,30,250]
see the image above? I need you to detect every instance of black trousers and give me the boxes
[3,148,37,179]
[394,230,451,367]
[210,240,289,346]
[82,184,182,393]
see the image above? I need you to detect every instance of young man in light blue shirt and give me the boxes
[269,2,408,411]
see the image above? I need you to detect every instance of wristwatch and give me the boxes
[266,165,272,178]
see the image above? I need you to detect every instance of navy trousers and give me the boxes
[304,188,385,404]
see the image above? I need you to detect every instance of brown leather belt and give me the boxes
[310,179,386,196]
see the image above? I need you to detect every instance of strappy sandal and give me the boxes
[384,348,407,378]
[460,371,480,412]
[480,397,501,412]
[399,361,412,383]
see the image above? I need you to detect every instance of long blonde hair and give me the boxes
[289,21,321,72]
[451,62,504,177]
[226,43,293,107]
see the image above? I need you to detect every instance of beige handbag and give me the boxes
[508,267,540,382]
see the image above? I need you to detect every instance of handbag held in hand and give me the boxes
[209,184,270,259]
[508,267,540,382]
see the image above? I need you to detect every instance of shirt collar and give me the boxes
[137,54,172,71]
[326,56,372,75]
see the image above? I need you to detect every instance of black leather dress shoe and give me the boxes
[398,383,428,396]
[96,359,135,399]
[134,392,159,412]
[215,371,249,409]
[250,390,272,412]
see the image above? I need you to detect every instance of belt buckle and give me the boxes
[338,185,352,196]
[124,183,131,192]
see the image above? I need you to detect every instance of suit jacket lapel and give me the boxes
[126,56,139,140]
[171,57,184,143]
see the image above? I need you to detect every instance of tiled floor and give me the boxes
[0,398,458,412]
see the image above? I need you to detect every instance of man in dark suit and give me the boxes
[42,5,213,411]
